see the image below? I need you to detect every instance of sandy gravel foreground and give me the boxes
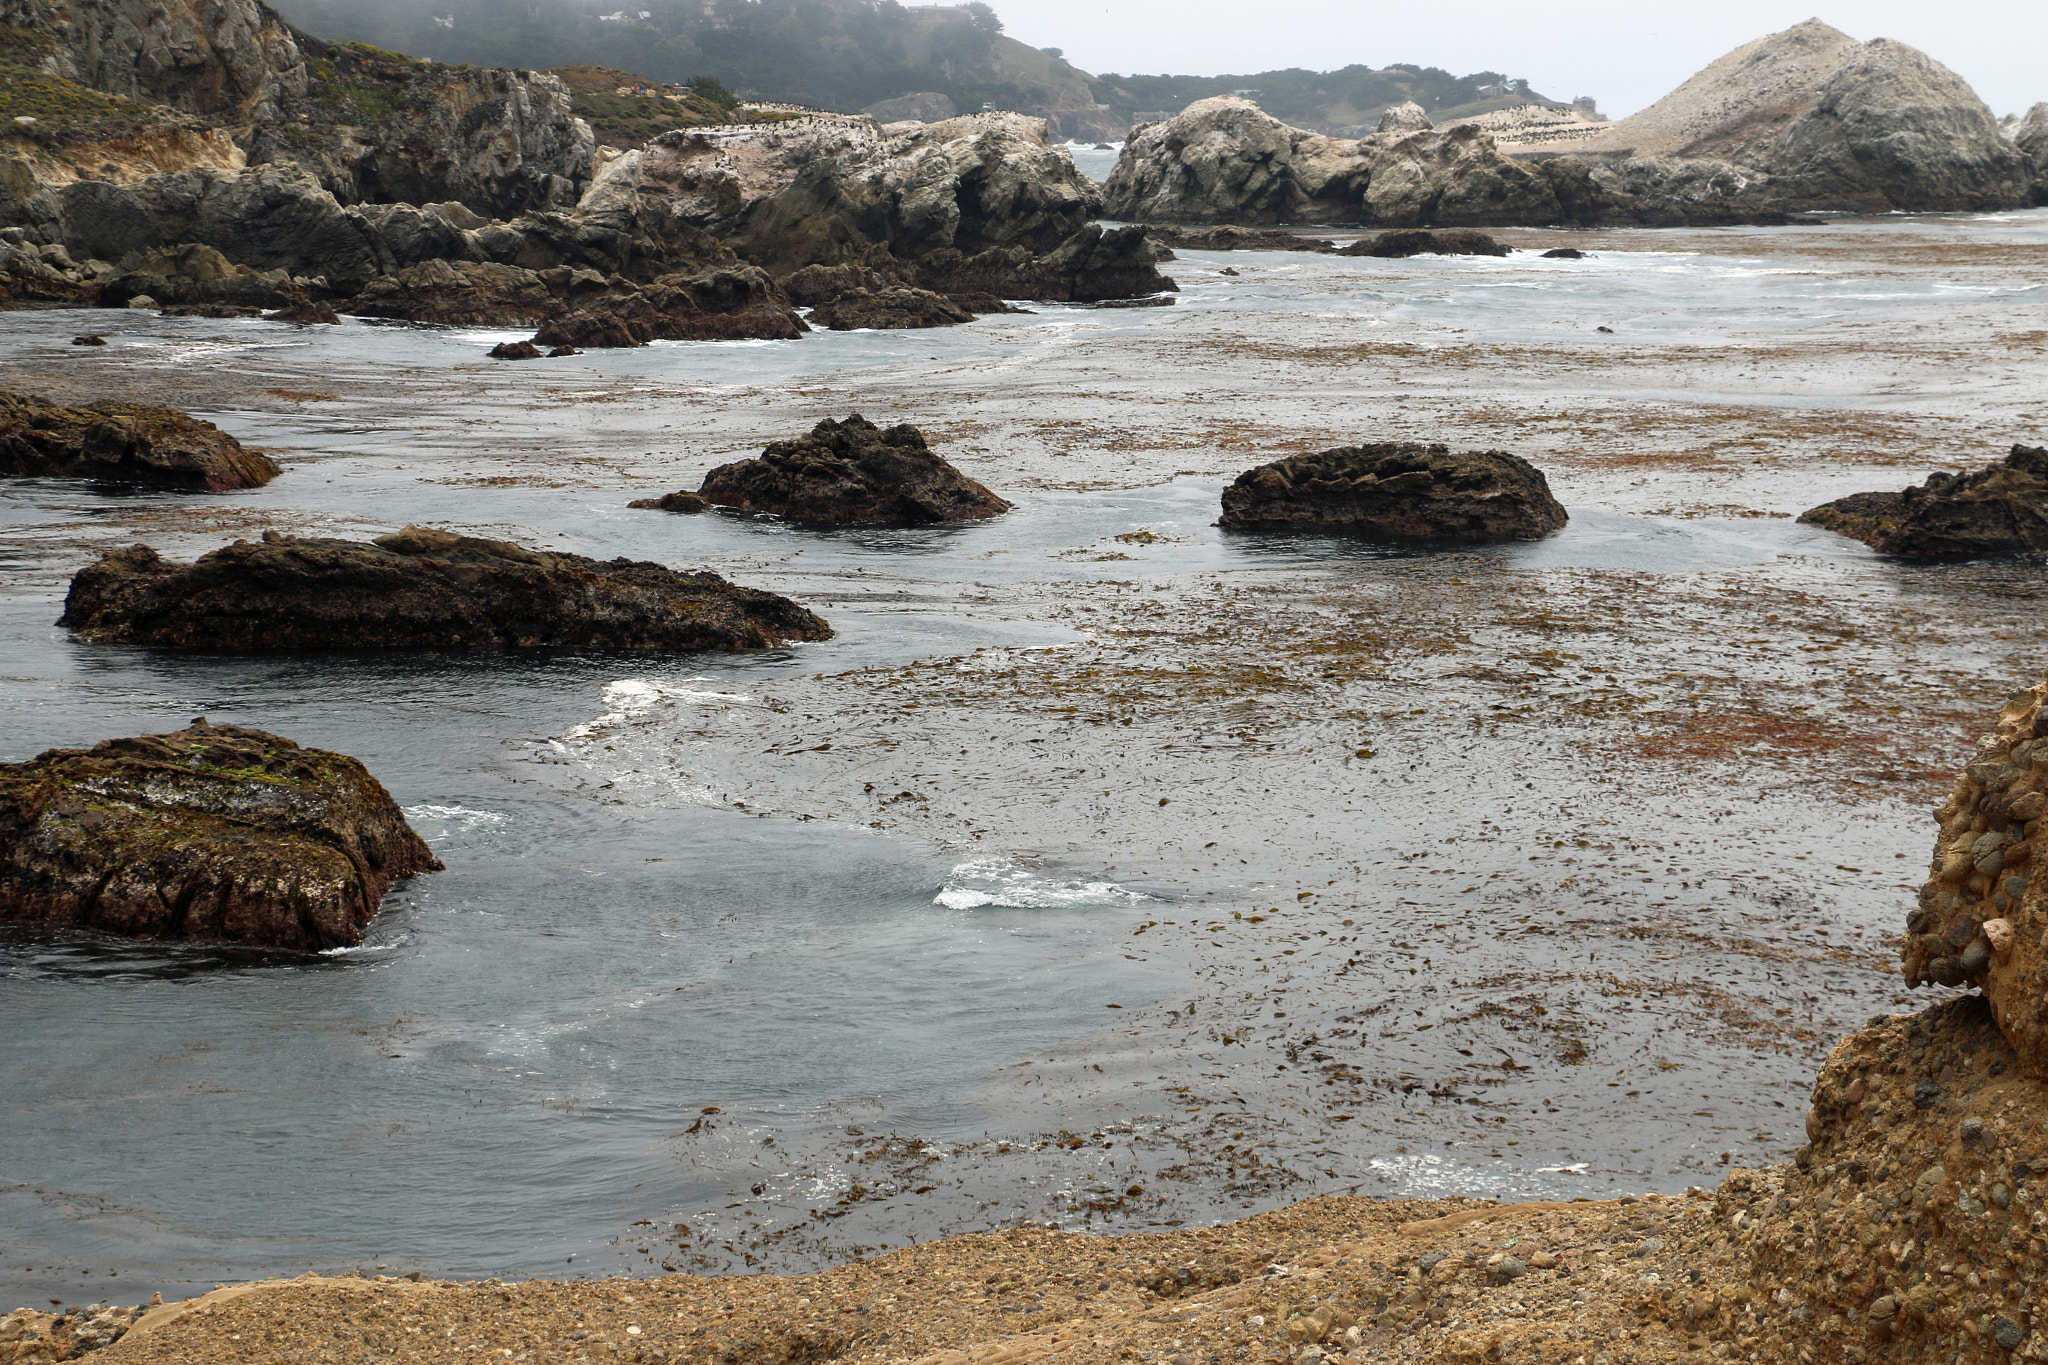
[4,1184,1793,1365]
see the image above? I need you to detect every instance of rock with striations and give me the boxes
[1103,98,1370,225]
[1563,20,2033,213]
[699,415,1011,526]
[1797,443,2048,558]
[1337,228,1509,258]
[0,718,440,950]
[1218,443,1567,542]
[58,526,833,649]
[1362,123,1560,227]
[0,388,280,490]
[2013,103,2048,188]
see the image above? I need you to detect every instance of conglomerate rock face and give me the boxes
[1798,443,2048,558]
[1217,443,1568,542]
[58,527,833,650]
[0,387,280,490]
[1903,679,2047,1057]
[0,719,440,950]
[699,415,1011,526]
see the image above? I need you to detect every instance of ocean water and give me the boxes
[2,208,2044,1307]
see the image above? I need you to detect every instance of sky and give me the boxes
[995,0,2047,118]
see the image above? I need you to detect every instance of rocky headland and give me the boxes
[1799,443,2048,558]
[1217,443,1568,542]
[58,527,833,649]
[695,415,1011,526]
[0,0,1175,333]
[1102,22,2041,229]
[0,718,438,950]
[0,387,280,489]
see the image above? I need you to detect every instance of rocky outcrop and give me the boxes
[529,265,804,346]
[1218,443,1568,542]
[914,224,1175,303]
[628,490,708,513]
[808,286,973,330]
[2014,103,2048,191]
[1797,443,2048,558]
[0,387,280,490]
[1336,228,1509,258]
[698,415,1011,526]
[1145,225,1334,253]
[1362,124,1559,227]
[1103,98,1369,225]
[0,718,440,950]
[59,527,833,649]
[1901,678,2045,1040]
[3,0,305,121]
[1564,20,2032,214]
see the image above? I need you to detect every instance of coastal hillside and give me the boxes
[1092,64,1593,136]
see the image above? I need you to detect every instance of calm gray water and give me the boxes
[3,209,2043,1307]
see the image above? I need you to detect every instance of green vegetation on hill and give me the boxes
[1092,64,1566,131]
[549,65,737,148]
[269,0,1048,114]
[0,27,214,147]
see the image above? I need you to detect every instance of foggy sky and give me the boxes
[997,0,2046,119]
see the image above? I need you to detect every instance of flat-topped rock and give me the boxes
[698,415,1011,526]
[0,388,280,491]
[1337,228,1510,258]
[58,527,832,650]
[1218,443,1567,542]
[0,719,439,951]
[1798,443,2048,558]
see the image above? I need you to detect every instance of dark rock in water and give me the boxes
[780,263,904,307]
[808,287,974,331]
[531,267,804,348]
[71,334,106,345]
[0,389,280,490]
[1093,295,1174,308]
[265,303,341,324]
[158,303,264,318]
[0,719,440,951]
[700,415,1011,526]
[58,527,833,650]
[916,225,1175,304]
[547,345,582,358]
[489,340,543,359]
[1541,247,1588,259]
[628,490,710,513]
[1148,225,1336,254]
[1338,229,1510,258]
[1798,444,2048,558]
[947,292,1030,315]
[1219,443,1567,542]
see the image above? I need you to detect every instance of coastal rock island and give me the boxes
[1218,443,1568,542]
[0,719,439,950]
[57,527,833,650]
[696,415,1012,526]
[0,388,281,490]
[1798,443,2048,558]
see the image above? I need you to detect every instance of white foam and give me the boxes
[934,857,1150,910]
[403,803,508,827]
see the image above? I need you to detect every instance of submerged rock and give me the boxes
[1337,228,1509,258]
[808,286,973,331]
[0,719,440,951]
[488,339,543,359]
[699,415,1011,526]
[58,527,832,650]
[0,388,280,490]
[1218,443,1567,542]
[628,490,709,513]
[1798,443,2048,558]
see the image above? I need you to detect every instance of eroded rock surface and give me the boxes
[58,527,832,649]
[0,719,439,950]
[0,387,280,489]
[1799,443,2048,558]
[1901,679,2046,1056]
[699,415,1010,526]
[1218,443,1567,542]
